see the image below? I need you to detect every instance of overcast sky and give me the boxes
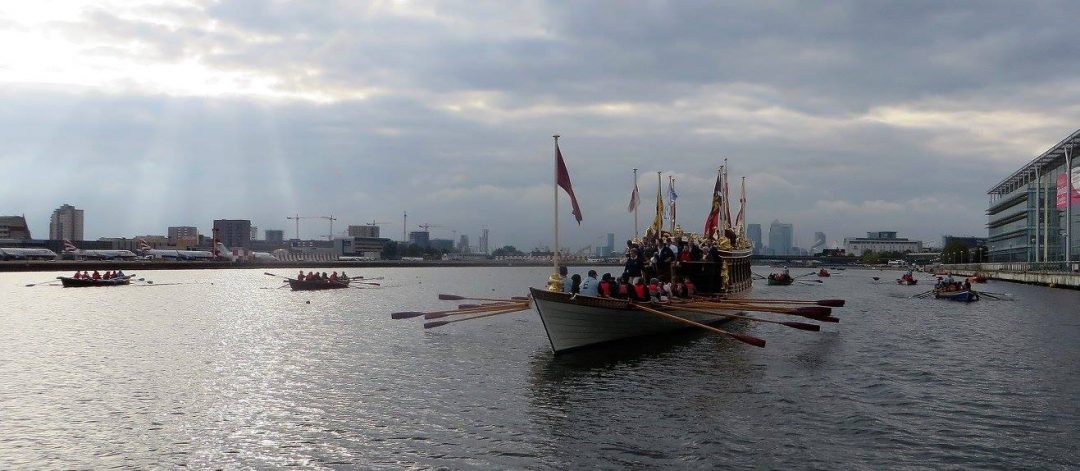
[3,1,1079,250]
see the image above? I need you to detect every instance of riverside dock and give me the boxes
[941,262,1080,289]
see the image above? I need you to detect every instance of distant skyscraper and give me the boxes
[458,234,470,253]
[747,224,762,255]
[49,204,84,241]
[479,228,489,254]
[812,232,827,254]
[768,220,793,256]
[606,232,615,256]
[213,219,251,248]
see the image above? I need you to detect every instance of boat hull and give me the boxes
[287,279,351,291]
[934,290,979,302]
[530,288,739,354]
[897,279,918,285]
[767,277,793,286]
[59,276,131,288]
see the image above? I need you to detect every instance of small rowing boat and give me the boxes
[287,278,350,291]
[59,276,132,288]
[934,289,979,303]
[817,269,830,277]
[767,273,793,285]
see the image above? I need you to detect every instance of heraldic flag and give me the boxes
[556,143,583,224]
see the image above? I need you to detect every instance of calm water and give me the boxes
[1,267,1078,469]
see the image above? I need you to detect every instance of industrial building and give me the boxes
[987,129,1079,262]
[0,216,32,240]
[844,231,923,255]
[213,219,251,249]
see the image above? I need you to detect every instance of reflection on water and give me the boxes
[1,267,1078,468]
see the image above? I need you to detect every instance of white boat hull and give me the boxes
[529,288,741,353]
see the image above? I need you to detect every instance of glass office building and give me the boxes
[987,130,1079,262]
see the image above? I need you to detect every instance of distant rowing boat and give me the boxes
[58,276,132,288]
[287,278,350,291]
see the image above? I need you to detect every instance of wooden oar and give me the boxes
[25,277,62,287]
[425,302,529,320]
[392,302,526,320]
[632,303,766,347]
[682,301,839,322]
[663,305,820,331]
[713,297,846,307]
[423,305,528,329]
[438,293,531,302]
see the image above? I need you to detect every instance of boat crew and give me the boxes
[72,271,82,279]
[92,270,101,280]
[297,270,306,281]
[116,270,125,279]
[330,272,339,282]
[579,270,599,296]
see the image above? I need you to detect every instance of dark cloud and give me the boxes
[3,1,1080,248]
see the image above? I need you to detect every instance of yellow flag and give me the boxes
[651,172,664,234]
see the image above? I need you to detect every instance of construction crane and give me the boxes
[366,219,389,226]
[322,215,338,240]
[417,223,442,232]
[286,214,320,240]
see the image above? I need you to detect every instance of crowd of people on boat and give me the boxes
[935,274,970,292]
[70,270,126,280]
[619,235,730,283]
[559,266,697,302]
[296,270,348,283]
[770,267,792,282]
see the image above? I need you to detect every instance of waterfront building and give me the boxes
[0,216,32,240]
[458,234,470,253]
[844,231,923,255]
[250,225,259,241]
[348,225,380,238]
[987,129,1080,262]
[49,204,83,241]
[479,228,490,254]
[430,238,454,251]
[408,231,430,248]
[212,219,252,248]
[747,224,762,255]
[334,236,391,259]
[168,226,199,247]
[606,232,615,256]
[768,220,793,256]
[265,230,284,243]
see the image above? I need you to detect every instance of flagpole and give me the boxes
[633,168,639,238]
[656,171,662,235]
[553,134,560,273]
[669,175,676,233]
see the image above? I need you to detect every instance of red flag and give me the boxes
[556,144,583,224]
[627,182,639,212]
[734,176,746,228]
[703,173,722,237]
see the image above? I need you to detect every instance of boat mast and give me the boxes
[553,134,561,275]
[633,168,639,238]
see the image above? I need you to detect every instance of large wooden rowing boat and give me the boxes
[58,276,132,288]
[287,278,350,291]
[532,248,752,353]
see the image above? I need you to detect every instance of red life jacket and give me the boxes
[678,251,691,262]
[598,280,612,297]
[647,282,659,297]
[618,283,629,297]
[633,283,646,299]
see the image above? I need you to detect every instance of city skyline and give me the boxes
[4,3,1080,249]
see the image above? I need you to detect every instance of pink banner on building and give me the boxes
[1056,171,1080,209]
